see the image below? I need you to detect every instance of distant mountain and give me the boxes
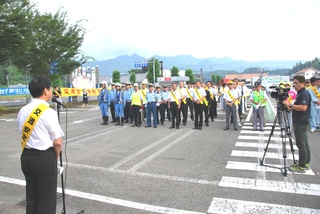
[84,54,299,76]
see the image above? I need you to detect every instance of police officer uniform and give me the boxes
[114,83,126,126]
[98,82,110,125]
[155,85,163,125]
[124,82,133,123]
[162,85,171,121]
[109,83,116,122]
[146,84,157,128]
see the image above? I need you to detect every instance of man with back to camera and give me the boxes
[283,75,311,173]
[308,75,320,132]
[17,76,64,214]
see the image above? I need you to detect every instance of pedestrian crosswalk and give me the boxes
[208,97,320,213]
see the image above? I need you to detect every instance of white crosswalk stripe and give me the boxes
[208,95,319,213]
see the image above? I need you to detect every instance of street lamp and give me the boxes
[25,64,32,104]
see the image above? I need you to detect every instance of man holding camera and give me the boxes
[283,75,311,173]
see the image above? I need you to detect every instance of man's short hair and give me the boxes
[293,75,305,84]
[29,76,51,98]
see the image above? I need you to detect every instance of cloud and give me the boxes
[32,0,320,61]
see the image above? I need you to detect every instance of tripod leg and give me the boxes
[283,111,297,165]
[260,111,278,165]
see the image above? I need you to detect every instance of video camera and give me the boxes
[270,86,290,110]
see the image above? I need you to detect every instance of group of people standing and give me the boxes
[98,80,219,130]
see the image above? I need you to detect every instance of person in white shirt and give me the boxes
[17,76,64,214]
[192,80,206,130]
[178,81,188,126]
[223,80,239,131]
[168,83,182,129]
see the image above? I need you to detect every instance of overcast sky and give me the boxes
[31,0,320,62]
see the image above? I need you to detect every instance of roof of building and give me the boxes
[225,73,268,80]
[296,67,320,74]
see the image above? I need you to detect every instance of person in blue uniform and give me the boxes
[145,84,157,128]
[124,82,133,124]
[162,85,171,122]
[154,85,163,125]
[114,83,126,126]
[109,83,116,123]
[98,81,110,125]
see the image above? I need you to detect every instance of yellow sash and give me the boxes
[178,88,187,104]
[186,87,193,101]
[227,90,236,104]
[206,86,215,100]
[288,94,293,103]
[312,86,320,100]
[171,91,179,105]
[194,88,203,104]
[21,103,49,151]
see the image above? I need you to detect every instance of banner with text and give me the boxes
[61,88,101,97]
[0,88,30,96]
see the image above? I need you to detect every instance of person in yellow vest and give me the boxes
[17,76,64,214]
[250,81,267,131]
[130,83,143,127]
[223,80,239,131]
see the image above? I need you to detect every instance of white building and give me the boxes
[295,68,320,79]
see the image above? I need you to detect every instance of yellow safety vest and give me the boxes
[131,91,142,106]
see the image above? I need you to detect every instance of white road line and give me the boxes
[241,126,278,130]
[256,127,267,181]
[231,150,294,160]
[128,131,193,172]
[226,161,315,175]
[67,162,220,186]
[67,126,118,142]
[207,197,320,214]
[245,107,253,122]
[235,142,298,150]
[109,130,182,170]
[240,130,281,135]
[0,175,204,214]
[73,120,83,123]
[219,176,320,196]
[70,126,127,144]
[238,135,294,142]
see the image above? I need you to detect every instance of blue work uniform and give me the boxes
[114,90,126,118]
[146,90,157,127]
[99,88,110,117]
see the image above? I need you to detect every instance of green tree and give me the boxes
[211,74,217,84]
[112,70,120,83]
[170,66,180,77]
[129,71,136,83]
[185,69,195,83]
[0,0,33,65]
[216,75,222,84]
[49,74,62,87]
[128,68,143,74]
[17,8,91,77]
[146,57,161,83]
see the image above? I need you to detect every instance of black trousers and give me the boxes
[194,102,203,128]
[203,104,209,125]
[181,101,188,124]
[164,101,171,120]
[186,98,194,119]
[209,99,217,120]
[157,104,165,124]
[21,147,57,214]
[110,101,115,122]
[125,101,133,122]
[170,102,181,128]
[132,105,141,126]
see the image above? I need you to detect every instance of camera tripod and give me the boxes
[259,106,297,176]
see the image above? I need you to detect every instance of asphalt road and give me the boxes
[0,96,319,214]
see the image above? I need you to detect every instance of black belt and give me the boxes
[126,100,131,102]
[148,101,156,103]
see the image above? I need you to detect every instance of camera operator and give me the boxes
[283,75,311,173]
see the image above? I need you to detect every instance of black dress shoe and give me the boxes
[223,128,229,130]
[169,126,175,129]
[183,123,186,126]
[192,127,198,130]
[259,129,264,132]
[234,128,238,131]
[176,126,180,129]
[154,126,157,128]
[161,122,164,125]
[145,126,150,128]
[206,123,209,126]
[199,127,202,130]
